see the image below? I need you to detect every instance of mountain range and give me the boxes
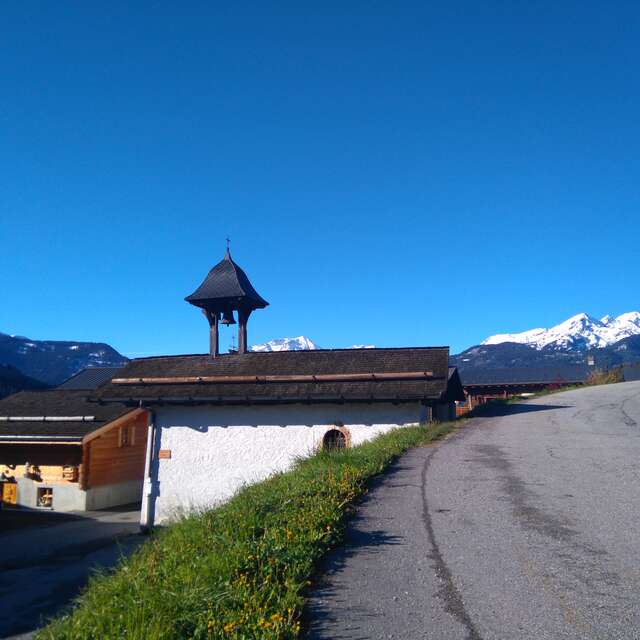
[250,337,376,351]
[250,336,321,352]
[482,312,640,351]
[2,311,639,396]
[0,332,128,387]
[251,313,640,373]
[453,312,640,371]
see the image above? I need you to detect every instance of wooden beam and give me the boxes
[111,371,436,385]
[80,441,90,490]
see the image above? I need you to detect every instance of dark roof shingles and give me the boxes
[460,366,591,386]
[98,347,451,403]
[0,389,131,439]
[58,367,125,390]
[185,252,268,308]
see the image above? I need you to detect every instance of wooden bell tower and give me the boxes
[185,246,269,356]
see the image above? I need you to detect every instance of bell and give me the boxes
[220,309,236,325]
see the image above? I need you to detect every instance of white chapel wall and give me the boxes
[146,401,422,524]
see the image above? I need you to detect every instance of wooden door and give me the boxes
[1,482,17,506]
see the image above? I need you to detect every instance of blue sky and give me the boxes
[1,2,638,357]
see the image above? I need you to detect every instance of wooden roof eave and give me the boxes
[81,407,147,445]
[0,436,83,444]
[94,395,437,407]
[464,380,585,391]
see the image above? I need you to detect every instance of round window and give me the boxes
[323,429,347,451]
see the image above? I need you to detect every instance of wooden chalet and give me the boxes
[0,389,147,511]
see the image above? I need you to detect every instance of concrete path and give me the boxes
[0,505,144,638]
[307,382,640,639]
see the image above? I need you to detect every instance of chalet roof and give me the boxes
[459,366,591,387]
[0,389,132,441]
[95,347,453,405]
[444,367,465,402]
[185,250,269,311]
[58,366,125,390]
[622,363,640,382]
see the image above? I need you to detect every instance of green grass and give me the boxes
[37,421,456,640]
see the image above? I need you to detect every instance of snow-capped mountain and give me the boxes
[250,337,377,352]
[251,336,320,352]
[482,312,640,351]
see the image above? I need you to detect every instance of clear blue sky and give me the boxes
[1,2,638,357]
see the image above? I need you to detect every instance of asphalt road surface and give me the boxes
[307,381,640,639]
[0,505,144,638]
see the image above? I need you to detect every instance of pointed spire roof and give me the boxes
[185,249,269,311]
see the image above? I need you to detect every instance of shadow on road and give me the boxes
[470,402,572,418]
[0,508,84,534]
[0,505,144,638]
[0,533,145,638]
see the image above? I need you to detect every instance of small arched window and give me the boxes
[323,429,347,451]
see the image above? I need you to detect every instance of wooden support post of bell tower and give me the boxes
[204,310,219,357]
[237,309,251,354]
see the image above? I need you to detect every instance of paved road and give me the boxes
[307,382,640,639]
[0,505,144,638]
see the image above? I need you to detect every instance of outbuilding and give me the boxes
[0,389,147,511]
[98,346,462,526]
[457,365,591,413]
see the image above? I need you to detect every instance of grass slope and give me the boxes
[37,422,455,639]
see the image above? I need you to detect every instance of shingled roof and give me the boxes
[95,347,454,405]
[623,363,640,382]
[58,366,125,390]
[185,250,269,310]
[0,389,132,441]
[459,366,591,387]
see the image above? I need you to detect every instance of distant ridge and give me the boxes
[0,363,49,399]
[0,333,128,386]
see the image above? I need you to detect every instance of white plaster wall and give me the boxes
[147,402,421,524]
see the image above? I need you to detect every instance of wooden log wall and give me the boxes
[86,411,148,488]
[0,444,82,484]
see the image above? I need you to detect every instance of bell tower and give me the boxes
[185,245,269,356]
